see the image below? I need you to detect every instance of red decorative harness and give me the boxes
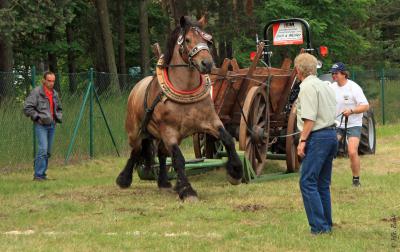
[156,57,211,104]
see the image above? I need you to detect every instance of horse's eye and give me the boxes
[185,38,190,44]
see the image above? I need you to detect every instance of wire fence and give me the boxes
[0,67,399,172]
[0,68,145,172]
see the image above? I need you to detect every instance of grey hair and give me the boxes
[294,53,317,77]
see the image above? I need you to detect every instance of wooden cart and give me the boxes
[192,18,320,175]
[193,42,300,175]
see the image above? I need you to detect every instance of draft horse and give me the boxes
[116,16,243,201]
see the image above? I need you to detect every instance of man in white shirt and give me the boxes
[329,62,369,187]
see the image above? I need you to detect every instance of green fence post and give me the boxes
[380,68,385,125]
[89,68,94,158]
[93,87,120,157]
[31,66,36,159]
[65,81,92,164]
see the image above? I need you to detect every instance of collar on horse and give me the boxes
[156,57,211,103]
[139,56,212,138]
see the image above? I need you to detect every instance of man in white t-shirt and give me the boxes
[329,62,369,187]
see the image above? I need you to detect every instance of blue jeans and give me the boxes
[300,129,338,234]
[34,123,55,178]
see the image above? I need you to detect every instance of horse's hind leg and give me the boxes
[141,138,155,175]
[157,143,172,190]
[116,148,139,188]
[217,127,243,185]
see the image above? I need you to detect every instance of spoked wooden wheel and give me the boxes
[239,86,269,175]
[285,104,300,172]
[193,133,223,159]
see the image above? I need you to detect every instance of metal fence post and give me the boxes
[89,68,94,158]
[31,66,36,159]
[380,68,385,125]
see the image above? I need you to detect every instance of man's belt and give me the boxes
[312,124,336,133]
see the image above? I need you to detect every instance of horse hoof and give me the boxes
[116,174,132,189]
[227,174,242,185]
[183,195,199,203]
[178,185,198,201]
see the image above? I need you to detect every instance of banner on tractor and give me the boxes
[272,22,303,45]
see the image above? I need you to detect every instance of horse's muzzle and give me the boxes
[199,59,214,74]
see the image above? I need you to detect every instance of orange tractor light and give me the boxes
[250,51,257,61]
[319,46,328,57]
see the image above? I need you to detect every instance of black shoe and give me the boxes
[352,179,361,187]
[33,177,47,181]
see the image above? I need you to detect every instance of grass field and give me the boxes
[0,124,399,251]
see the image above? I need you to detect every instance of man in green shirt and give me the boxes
[295,53,337,235]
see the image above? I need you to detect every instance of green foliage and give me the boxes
[0,0,398,77]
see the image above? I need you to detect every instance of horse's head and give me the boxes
[175,16,214,74]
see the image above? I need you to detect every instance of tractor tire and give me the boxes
[358,108,376,155]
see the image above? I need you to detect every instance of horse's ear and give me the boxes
[180,16,189,28]
[198,15,207,29]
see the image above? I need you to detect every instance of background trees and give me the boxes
[0,0,398,94]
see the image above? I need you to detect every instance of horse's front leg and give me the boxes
[217,127,243,185]
[161,130,197,201]
[170,144,198,201]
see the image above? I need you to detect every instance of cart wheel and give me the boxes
[285,104,300,172]
[358,108,376,155]
[193,133,223,159]
[239,86,269,175]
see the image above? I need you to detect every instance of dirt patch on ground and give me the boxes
[380,215,398,222]
[235,204,266,212]
[115,207,147,216]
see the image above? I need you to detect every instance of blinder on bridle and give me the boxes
[177,26,213,69]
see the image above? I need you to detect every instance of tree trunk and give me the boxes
[95,0,119,93]
[226,41,233,59]
[93,17,109,95]
[168,0,177,27]
[139,0,150,76]
[66,23,77,94]
[217,0,228,65]
[0,0,13,102]
[164,0,187,28]
[217,40,226,65]
[47,25,61,93]
[161,0,172,44]
[116,0,127,90]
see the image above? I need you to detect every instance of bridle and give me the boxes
[170,26,213,70]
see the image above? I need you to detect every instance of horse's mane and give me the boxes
[163,18,201,67]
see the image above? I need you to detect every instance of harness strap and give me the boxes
[339,114,349,156]
[140,80,164,137]
[343,116,348,156]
